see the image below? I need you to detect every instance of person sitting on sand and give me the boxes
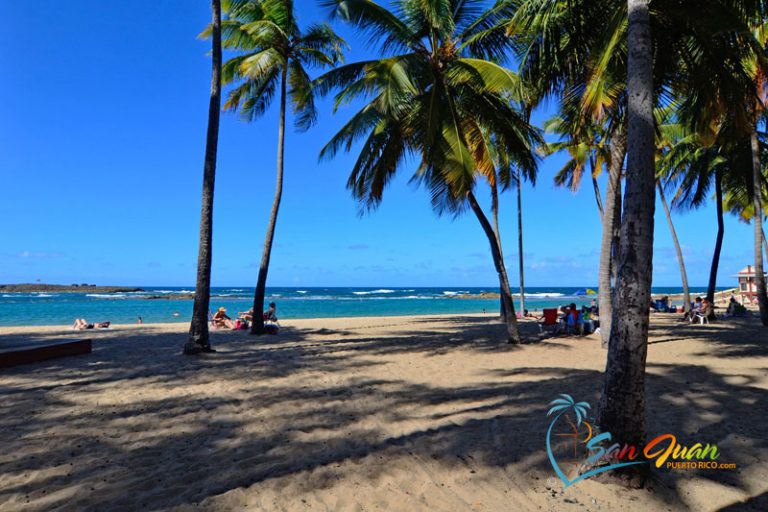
[212,307,235,329]
[263,302,279,323]
[73,319,110,330]
[263,302,280,334]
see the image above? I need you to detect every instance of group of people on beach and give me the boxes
[539,299,600,335]
[211,302,279,333]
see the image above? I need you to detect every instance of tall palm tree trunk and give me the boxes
[750,132,768,325]
[763,228,768,261]
[467,190,521,344]
[491,181,506,319]
[517,168,526,317]
[597,0,655,471]
[185,0,222,355]
[250,67,287,335]
[706,170,725,302]
[658,184,690,313]
[598,129,626,347]
[611,181,622,284]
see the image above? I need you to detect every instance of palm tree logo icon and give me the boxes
[545,394,644,488]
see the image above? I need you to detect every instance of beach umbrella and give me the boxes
[575,289,587,296]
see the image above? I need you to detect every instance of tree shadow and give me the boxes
[0,316,766,511]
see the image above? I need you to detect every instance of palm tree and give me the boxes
[515,166,527,316]
[185,0,223,355]
[596,0,656,463]
[509,0,629,347]
[747,21,768,325]
[750,130,768,324]
[656,120,692,313]
[215,0,345,334]
[316,0,540,343]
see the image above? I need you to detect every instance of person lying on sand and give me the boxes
[238,307,254,322]
[72,319,110,330]
[212,307,236,329]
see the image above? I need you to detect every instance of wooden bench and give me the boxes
[0,339,92,369]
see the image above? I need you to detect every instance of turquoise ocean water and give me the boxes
[0,286,726,326]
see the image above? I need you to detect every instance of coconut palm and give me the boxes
[596,0,657,460]
[213,0,345,334]
[747,22,768,325]
[186,0,223,355]
[655,120,693,313]
[316,0,540,343]
[749,130,768,324]
[488,118,537,318]
[509,0,629,347]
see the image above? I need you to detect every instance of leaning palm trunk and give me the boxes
[590,153,605,220]
[706,170,725,302]
[597,0,655,478]
[598,129,626,347]
[251,68,287,335]
[658,184,690,313]
[185,0,222,355]
[517,168,526,316]
[750,132,768,325]
[592,175,604,220]
[467,190,521,343]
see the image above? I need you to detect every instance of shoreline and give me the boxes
[0,312,495,335]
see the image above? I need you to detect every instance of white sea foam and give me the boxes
[522,293,565,298]
[352,289,396,295]
[297,290,308,294]
[35,294,55,297]
[86,293,127,298]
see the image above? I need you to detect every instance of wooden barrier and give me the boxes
[0,339,92,369]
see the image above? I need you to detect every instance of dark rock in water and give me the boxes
[143,294,196,300]
[0,284,144,293]
[455,292,501,299]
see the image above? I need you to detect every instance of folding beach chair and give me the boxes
[538,308,560,333]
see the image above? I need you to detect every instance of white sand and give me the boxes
[0,313,766,511]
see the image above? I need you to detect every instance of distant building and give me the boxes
[735,265,768,304]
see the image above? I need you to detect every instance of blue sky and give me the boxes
[0,0,757,288]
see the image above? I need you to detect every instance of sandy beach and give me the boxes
[1,314,766,511]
